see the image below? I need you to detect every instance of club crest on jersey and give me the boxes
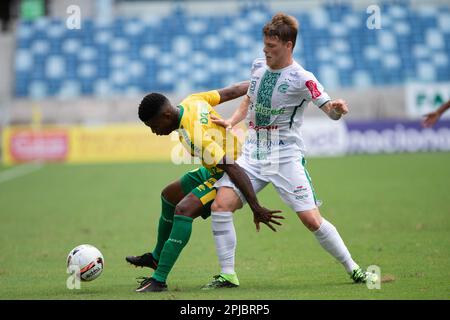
[305,80,322,99]
[278,82,290,93]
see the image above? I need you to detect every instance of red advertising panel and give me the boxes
[8,129,69,162]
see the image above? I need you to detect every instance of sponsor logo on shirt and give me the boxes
[197,102,209,124]
[246,137,285,146]
[305,80,322,99]
[254,103,285,116]
[248,121,278,131]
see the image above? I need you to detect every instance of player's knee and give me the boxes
[298,211,322,231]
[211,198,239,212]
[304,219,321,231]
[174,201,201,219]
[174,202,189,216]
[211,200,222,212]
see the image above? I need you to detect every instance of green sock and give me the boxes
[152,215,193,282]
[152,196,175,261]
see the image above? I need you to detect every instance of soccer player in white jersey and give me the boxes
[202,13,377,289]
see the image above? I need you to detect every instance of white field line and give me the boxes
[0,162,44,184]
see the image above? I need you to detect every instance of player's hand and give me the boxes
[422,111,440,128]
[211,114,232,129]
[330,99,349,115]
[252,206,284,232]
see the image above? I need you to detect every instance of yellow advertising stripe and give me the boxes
[2,125,182,164]
[2,127,12,165]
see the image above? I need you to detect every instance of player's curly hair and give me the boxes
[138,93,169,122]
[263,13,299,49]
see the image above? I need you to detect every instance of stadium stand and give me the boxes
[13,0,450,99]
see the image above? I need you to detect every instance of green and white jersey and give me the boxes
[245,58,331,162]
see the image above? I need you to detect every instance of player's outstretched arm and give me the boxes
[217,81,250,104]
[320,99,349,120]
[422,99,450,128]
[216,159,284,232]
[211,95,251,129]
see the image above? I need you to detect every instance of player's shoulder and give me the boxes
[289,61,314,79]
[250,57,266,73]
[288,61,319,87]
[252,57,266,66]
[181,93,212,115]
[185,90,218,102]
[179,95,198,114]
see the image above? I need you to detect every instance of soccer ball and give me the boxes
[66,244,104,281]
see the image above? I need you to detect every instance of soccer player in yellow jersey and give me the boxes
[127,81,283,292]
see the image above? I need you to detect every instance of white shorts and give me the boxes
[214,156,320,212]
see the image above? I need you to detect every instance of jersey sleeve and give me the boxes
[247,58,265,96]
[188,90,221,107]
[297,71,331,108]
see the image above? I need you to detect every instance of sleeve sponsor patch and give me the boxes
[305,80,322,99]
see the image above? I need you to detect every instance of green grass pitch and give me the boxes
[0,153,449,300]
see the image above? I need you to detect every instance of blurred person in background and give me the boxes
[0,0,14,32]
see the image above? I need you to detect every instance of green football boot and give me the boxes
[201,273,240,290]
[350,267,379,284]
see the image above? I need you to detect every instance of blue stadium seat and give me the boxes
[13,0,450,97]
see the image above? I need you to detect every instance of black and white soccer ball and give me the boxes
[66,244,104,281]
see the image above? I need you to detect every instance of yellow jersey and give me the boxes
[176,90,240,174]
